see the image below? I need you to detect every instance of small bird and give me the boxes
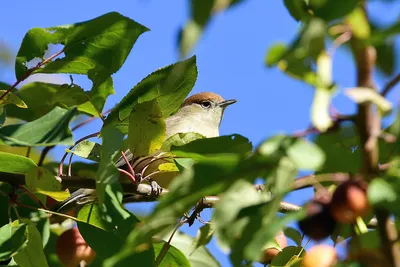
[54,92,236,212]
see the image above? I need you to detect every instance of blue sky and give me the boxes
[1,0,399,266]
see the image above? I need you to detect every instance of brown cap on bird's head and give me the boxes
[181,92,237,108]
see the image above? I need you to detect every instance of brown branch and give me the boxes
[352,36,400,265]
[0,49,65,102]
[381,72,400,97]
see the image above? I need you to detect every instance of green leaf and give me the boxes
[154,240,190,267]
[25,167,69,201]
[128,99,166,157]
[283,0,309,21]
[13,224,49,267]
[345,87,392,114]
[285,138,325,171]
[213,180,273,252]
[105,56,198,133]
[68,140,101,162]
[104,246,155,267]
[0,90,27,109]
[270,246,306,267]
[77,202,141,260]
[0,108,5,128]
[5,82,68,122]
[315,126,361,173]
[265,19,325,86]
[0,106,77,147]
[190,224,214,255]
[368,163,400,215]
[308,0,359,21]
[0,222,27,261]
[283,227,303,247]
[96,125,124,202]
[157,230,220,267]
[161,132,205,151]
[16,12,149,115]
[346,7,370,39]
[171,134,252,160]
[0,152,36,174]
[257,135,324,171]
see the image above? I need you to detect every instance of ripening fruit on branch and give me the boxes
[260,230,288,264]
[330,181,369,224]
[302,245,337,267]
[298,198,336,241]
[56,227,96,267]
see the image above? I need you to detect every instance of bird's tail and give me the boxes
[52,189,98,213]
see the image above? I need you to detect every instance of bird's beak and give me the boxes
[218,99,237,108]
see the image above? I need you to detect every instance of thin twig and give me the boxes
[0,49,65,101]
[58,131,100,176]
[381,72,400,97]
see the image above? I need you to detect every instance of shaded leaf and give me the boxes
[128,99,166,157]
[190,224,215,255]
[283,0,309,21]
[25,167,69,201]
[315,126,361,173]
[283,227,303,247]
[105,56,198,133]
[13,224,49,267]
[0,223,27,261]
[96,126,123,202]
[171,134,252,160]
[160,231,220,267]
[154,240,190,267]
[308,0,359,21]
[270,246,306,266]
[0,152,36,174]
[0,106,77,147]
[213,180,273,252]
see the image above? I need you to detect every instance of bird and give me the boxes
[53,92,237,213]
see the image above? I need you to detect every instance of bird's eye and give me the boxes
[200,101,212,109]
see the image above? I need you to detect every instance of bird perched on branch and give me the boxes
[54,92,237,213]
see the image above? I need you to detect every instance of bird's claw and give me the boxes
[149,180,163,197]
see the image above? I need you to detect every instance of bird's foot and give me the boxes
[145,179,162,197]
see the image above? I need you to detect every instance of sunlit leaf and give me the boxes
[0,90,27,109]
[68,140,101,162]
[345,87,392,114]
[16,12,149,115]
[128,99,166,157]
[105,56,198,133]
[0,151,36,174]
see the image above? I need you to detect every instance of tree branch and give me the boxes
[381,72,400,97]
[353,42,400,266]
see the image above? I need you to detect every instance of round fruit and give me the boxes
[260,231,288,264]
[298,199,336,240]
[56,227,96,267]
[302,245,337,267]
[330,181,369,224]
